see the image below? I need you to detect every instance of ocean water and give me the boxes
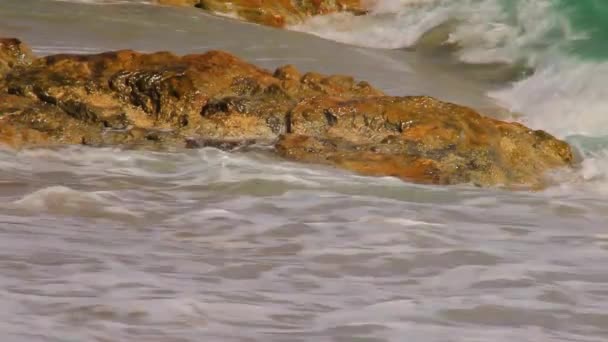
[293,0,608,170]
[1,0,608,341]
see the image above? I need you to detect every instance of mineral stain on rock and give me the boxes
[0,38,574,188]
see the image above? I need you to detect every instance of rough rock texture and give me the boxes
[0,38,33,79]
[156,0,367,27]
[276,96,573,186]
[0,38,574,188]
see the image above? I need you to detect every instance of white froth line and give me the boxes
[383,217,444,226]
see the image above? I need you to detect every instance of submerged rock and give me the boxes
[156,0,367,27]
[0,37,573,188]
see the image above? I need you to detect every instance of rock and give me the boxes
[157,0,368,27]
[0,45,380,148]
[0,38,33,79]
[276,96,573,187]
[0,37,574,188]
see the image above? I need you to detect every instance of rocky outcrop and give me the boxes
[0,38,33,79]
[156,0,367,27]
[276,96,573,186]
[0,38,574,188]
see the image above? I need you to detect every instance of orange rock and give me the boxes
[278,96,573,187]
[0,38,33,79]
[0,37,574,188]
[195,0,368,27]
[0,44,381,147]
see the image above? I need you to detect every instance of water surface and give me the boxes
[1,1,607,341]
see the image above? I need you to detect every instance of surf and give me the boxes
[291,0,608,192]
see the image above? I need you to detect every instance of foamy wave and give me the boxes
[292,0,608,191]
[543,149,608,197]
[580,152,608,184]
[293,0,605,137]
[489,53,608,194]
[12,186,141,220]
[292,0,570,64]
[491,60,608,138]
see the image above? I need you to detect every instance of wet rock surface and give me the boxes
[277,96,573,187]
[157,0,367,27]
[0,38,33,80]
[0,38,574,188]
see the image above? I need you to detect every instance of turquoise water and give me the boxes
[292,0,608,191]
[293,0,608,64]
[294,0,608,136]
[496,0,608,60]
[556,0,608,59]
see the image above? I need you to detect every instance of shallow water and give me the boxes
[0,0,506,113]
[293,0,608,143]
[1,1,608,341]
[2,146,608,342]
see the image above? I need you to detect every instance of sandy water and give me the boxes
[1,1,608,341]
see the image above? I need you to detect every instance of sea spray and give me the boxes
[293,0,608,190]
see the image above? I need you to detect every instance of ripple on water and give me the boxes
[0,146,607,341]
[10,186,141,221]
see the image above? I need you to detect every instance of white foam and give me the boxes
[489,56,608,196]
[291,8,449,49]
[294,0,605,136]
[547,150,608,197]
[12,186,141,219]
[292,0,568,64]
[382,217,444,227]
[292,0,608,193]
[491,60,608,138]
